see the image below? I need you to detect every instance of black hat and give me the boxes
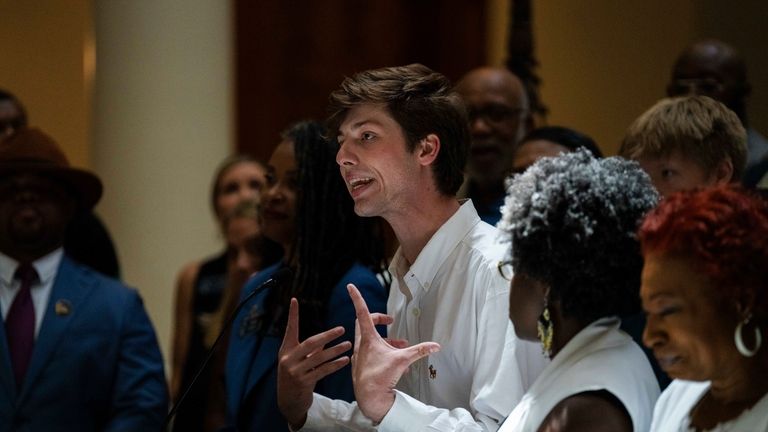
[0,127,102,209]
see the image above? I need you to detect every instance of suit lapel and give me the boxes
[18,258,96,400]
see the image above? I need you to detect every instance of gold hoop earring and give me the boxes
[735,314,762,357]
[537,299,554,357]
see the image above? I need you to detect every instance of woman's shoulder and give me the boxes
[176,260,201,286]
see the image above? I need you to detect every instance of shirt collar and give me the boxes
[0,248,65,285]
[389,199,480,293]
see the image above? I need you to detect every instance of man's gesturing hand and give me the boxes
[347,284,440,423]
[277,298,352,429]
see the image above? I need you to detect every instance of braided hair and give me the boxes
[275,120,387,337]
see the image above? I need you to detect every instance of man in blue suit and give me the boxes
[0,128,167,431]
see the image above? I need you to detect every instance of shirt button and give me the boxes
[412,308,420,317]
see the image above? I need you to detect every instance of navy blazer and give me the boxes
[225,262,387,432]
[0,256,168,431]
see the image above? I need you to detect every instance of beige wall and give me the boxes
[488,0,768,156]
[534,1,696,155]
[0,0,92,167]
[695,2,768,136]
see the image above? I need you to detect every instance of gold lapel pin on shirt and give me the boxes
[55,300,72,316]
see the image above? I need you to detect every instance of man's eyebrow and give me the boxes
[344,118,384,132]
[338,119,383,142]
[645,292,676,301]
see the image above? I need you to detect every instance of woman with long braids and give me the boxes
[224,120,388,431]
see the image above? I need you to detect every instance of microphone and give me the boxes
[165,266,292,428]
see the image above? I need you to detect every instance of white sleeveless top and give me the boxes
[499,317,660,432]
[650,380,768,431]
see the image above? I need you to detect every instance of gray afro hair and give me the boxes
[499,149,659,323]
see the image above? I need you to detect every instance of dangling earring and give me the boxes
[537,297,554,357]
[735,313,762,357]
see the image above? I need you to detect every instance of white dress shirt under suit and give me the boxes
[0,248,63,337]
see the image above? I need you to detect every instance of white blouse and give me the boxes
[650,380,768,431]
[500,317,660,432]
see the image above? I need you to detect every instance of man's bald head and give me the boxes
[456,67,530,190]
[668,39,750,122]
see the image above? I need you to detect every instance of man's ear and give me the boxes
[524,111,535,134]
[712,158,735,185]
[416,134,440,167]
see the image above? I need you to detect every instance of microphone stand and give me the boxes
[165,267,291,428]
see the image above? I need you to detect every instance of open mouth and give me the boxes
[349,177,374,190]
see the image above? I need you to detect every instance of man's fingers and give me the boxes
[307,356,350,382]
[354,318,361,355]
[400,342,441,367]
[347,284,377,336]
[283,326,345,363]
[280,298,300,348]
[301,326,345,352]
[302,341,352,371]
[370,313,394,326]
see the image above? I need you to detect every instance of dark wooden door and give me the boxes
[235,0,487,160]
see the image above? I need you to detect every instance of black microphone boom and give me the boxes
[164,266,292,428]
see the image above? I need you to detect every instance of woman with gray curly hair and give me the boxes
[498,149,661,432]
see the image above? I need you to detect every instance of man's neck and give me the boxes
[0,245,60,264]
[384,195,460,265]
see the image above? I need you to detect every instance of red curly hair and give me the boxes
[639,185,768,322]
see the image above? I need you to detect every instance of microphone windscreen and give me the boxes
[271,266,293,284]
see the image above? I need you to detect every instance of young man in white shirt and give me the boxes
[276,64,546,431]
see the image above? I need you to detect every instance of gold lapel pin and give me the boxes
[55,300,72,316]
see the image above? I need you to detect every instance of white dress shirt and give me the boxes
[650,379,768,431]
[0,248,63,338]
[302,200,547,431]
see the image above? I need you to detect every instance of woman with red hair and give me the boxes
[640,185,768,430]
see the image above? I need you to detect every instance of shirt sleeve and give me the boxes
[299,393,377,431]
[377,258,547,432]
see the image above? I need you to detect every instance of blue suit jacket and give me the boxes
[0,257,168,431]
[225,262,387,432]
